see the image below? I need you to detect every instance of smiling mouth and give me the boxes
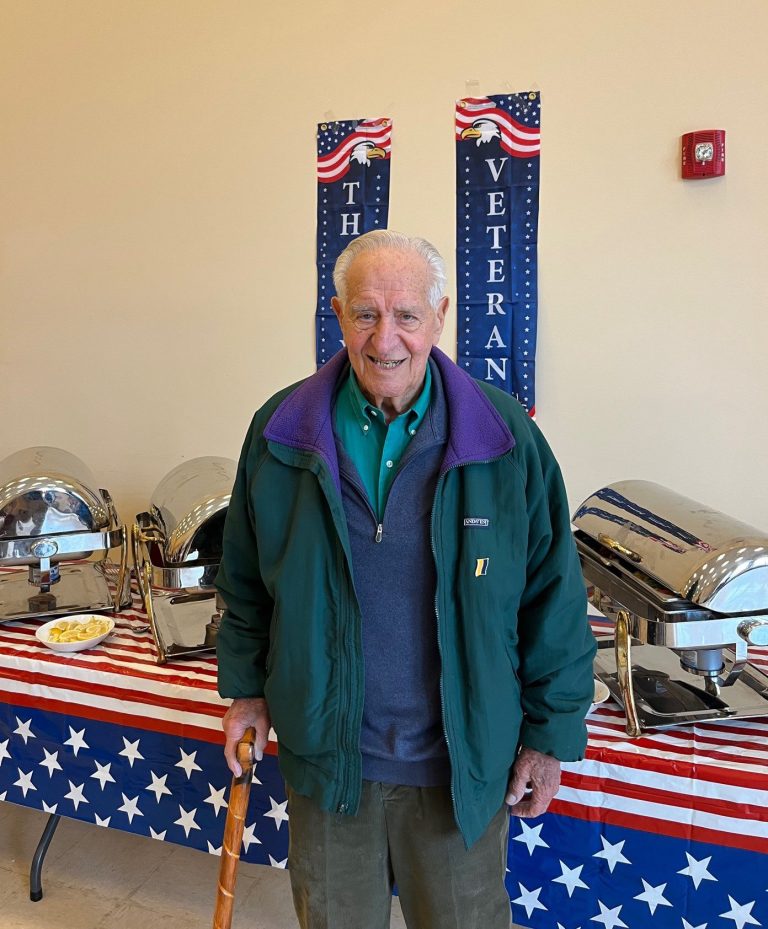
[367,355,405,369]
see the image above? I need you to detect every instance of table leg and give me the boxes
[30,812,61,902]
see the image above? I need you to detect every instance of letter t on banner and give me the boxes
[315,119,392,367]
[455,94,540,415]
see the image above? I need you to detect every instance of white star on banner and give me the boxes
[14,717,35,744]
[42,801,58,814]
[634,880,672,914]
[14,768,36,797]
[512,883,547,919]
[682,920,708,929]
[594,836,630,873]
[719,896,760,929]
[119,737,144,767]
[117,794,143,823]
[264,796,289,830]
[95,814,111,828]
[176,748,203,780]
[64,781,88,811]
[145,771,172,802]
[207,842,222,857]
[64,727,89,756]
[678,853,717,889]
[553,861,589,896]
[149,827,166,841]
[39,748,62,777]
[269,856,288,869]
[0,739,10,766]
[513,821,549,855]
[204,784,228,816]
[174,805,200,837]
[241,822,262,852]
[91,761,115,790]
[591,901,627,929]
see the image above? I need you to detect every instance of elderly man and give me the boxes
[216,230,596,929]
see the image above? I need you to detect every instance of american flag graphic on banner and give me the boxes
[455,93,541,414]
[316,118,392,367]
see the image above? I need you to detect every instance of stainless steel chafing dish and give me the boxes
[0,446,130,621]
[133,456,235,663]
[573,480,768,735]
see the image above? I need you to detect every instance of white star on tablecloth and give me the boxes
[591,901,627,929]
[241,821,262,852]
[251,768,262,786]
[95,814,111,827]
[207,842,222,856]
[64,781,88,811]
[90,761,115,790]
[269,855,288,869]
[119,737,144,767]
[176,748,203,779]
[14,717,35,744]
[552,861,588,896]
[513,821,549,855]
[0,739,10,766]
[145,771,172,802]
[204,783,228,816]
[634,879,672,914]
[117,794,143,823]
[174,805,200,837]
[264,796,289,830]
[149,827,166,841]
[682,919,708,929]
[42,801,58,814]
[39,748,62,777]
[512,883,547,919]
[64,726,88,756]
[678,852,717,888]
[0,790,6,801]
[13,768,36,797]
[594,836,630,872]
[719,896,760,929]
[557,924,581,929]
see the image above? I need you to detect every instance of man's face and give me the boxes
[331,248,447,418]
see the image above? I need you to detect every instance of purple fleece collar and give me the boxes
[263,347,515,492]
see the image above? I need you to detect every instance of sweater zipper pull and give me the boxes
[375,523,383,543]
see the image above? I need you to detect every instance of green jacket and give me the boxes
[216,348,595,847]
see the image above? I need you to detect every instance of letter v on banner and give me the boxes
[455,93,540,415]
[315,118,392,367]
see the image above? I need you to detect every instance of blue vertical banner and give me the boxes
[455,94,541,414]
[316,118,392,367]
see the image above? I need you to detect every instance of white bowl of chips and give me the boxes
[36,615,115,653]
[591,678,610,709]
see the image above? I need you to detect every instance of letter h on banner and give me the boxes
[455,93,541,415]
[315,119,393,367]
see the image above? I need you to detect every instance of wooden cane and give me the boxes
[213,728,257,929]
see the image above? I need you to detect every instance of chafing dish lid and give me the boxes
[0,446,109,540]
[150,457,236,565]
[573,480,768,613]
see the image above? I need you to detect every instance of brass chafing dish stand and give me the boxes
[573,480,768,736]
[0,446,130,621]
[132,456,235,663]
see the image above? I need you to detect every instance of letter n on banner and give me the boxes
[316,118,392,367]
[455,94,540,415]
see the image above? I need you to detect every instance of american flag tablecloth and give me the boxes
[1,600,767,928]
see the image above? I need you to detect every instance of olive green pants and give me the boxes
[286,781,512,929]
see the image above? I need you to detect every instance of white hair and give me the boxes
[332,230,447,310]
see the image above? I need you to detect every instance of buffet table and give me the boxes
[1,599,767,929]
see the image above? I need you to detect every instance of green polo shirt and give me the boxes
[333,366,432,520]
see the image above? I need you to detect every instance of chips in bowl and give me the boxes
[36,615,115,653]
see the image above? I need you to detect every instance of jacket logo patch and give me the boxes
[475,558,489,577]
[464,517,490,527]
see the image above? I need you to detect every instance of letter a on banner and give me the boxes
[455,94,540,414]
[316,118,392,367]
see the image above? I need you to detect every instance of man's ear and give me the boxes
[433,296,449,343]
[331,296,343,325]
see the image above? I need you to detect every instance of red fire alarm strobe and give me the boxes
[682,130,726,179]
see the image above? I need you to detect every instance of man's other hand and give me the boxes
[222,697,271,777]
[505,746,561,818]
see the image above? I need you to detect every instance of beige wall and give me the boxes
[2,0,767,530]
